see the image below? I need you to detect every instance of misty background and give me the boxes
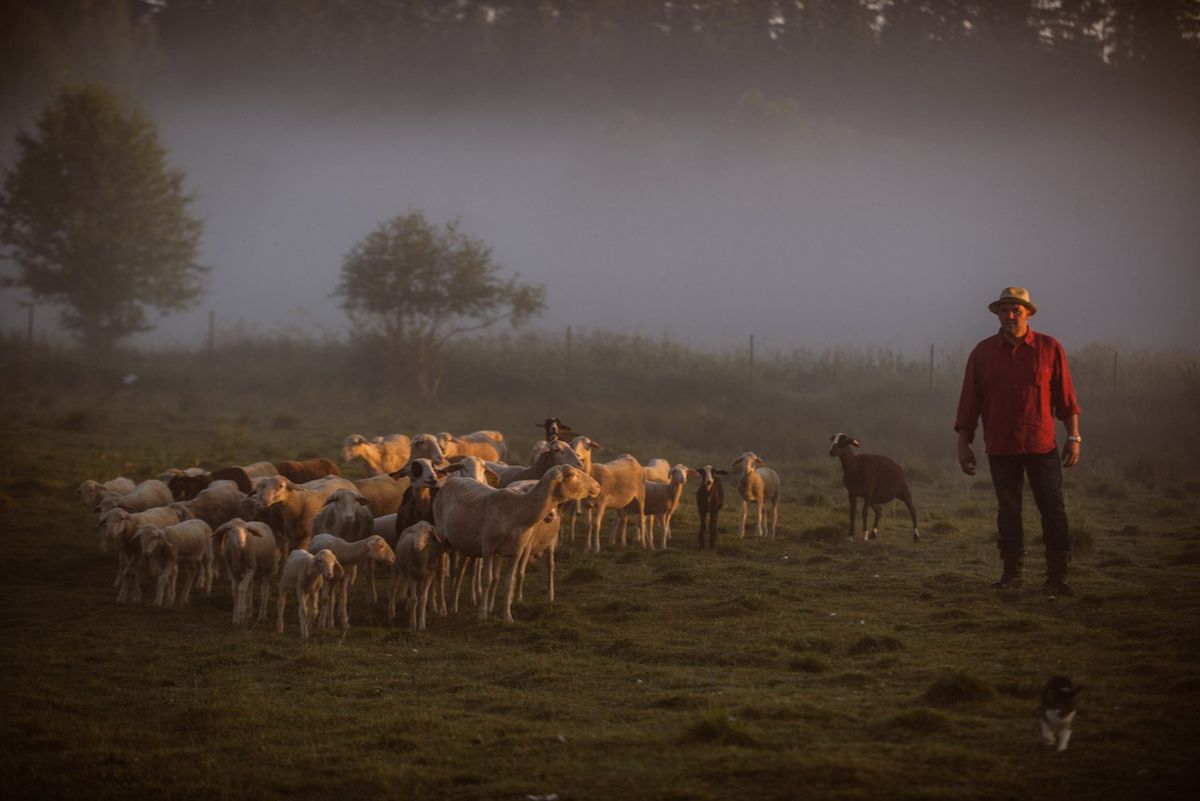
[2,0,1198,354]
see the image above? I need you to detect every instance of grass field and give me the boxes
[1,341,1198,800]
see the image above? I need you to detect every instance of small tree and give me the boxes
[333,210,545,401]
[0,83,206,351]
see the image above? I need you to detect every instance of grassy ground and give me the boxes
[1,375,1198,801]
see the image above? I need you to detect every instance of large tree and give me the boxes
[0,82,207,350]
[333,210,545,402]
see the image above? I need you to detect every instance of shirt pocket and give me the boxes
[1016,348,1051,387]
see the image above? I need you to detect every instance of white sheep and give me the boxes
[216,518,280,625]
[342,433,412,474]
[435,430,508,462]
[95,479,173,514]
[77,476,136,509]
[138,519,215,606]
[589,453,646,552]
[309,533,395,631]
[434,464,601,622]
[493,440,584,488]
[733,451,781,538]
[630,464,698,549]
[276,548,342,639]
[387,521,447,631]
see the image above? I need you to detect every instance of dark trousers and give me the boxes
[987,450,1070,554]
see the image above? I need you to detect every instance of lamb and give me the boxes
[388,459,442,541]
[733,452,780,538]
[138,519,215,606]
[506,479,565,604]
[99,504,191,554]
[254,475,357,554]
[434,464,601,622]
[101,505,191,602]
[309,533,395,631]
[276,548,342,639]
[629,464,697,549]
[695,465,727,550]
[216,518,280,625]
[77,477,137,509]
[436,430,508,462]
[95,479,173,514]
[351,474,409,518]
[274,458,341,484]
[341,433,412,475]
[388,521,447,631]
[828,433,920,542]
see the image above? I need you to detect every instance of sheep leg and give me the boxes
[451,556,469,612]
[770,499,779,539]
[901,488,921,542]
[436,553,448,616]
[515,544,530,603]
[236,572,254,624]
[297,588,311,639]
[256,577,271,624]
[387,573,399,621]
[478,555,495,621]
[339,579,350,631]
[847,495,858,539]
[502,553,521,623]
[739,500,749,538]
[869,504,882,539]
[277,590,287,634]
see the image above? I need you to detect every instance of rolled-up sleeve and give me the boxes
[1051,340,1081,420]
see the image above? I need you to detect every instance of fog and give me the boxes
[7,95,1200,353]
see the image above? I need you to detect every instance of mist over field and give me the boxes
[0,2,1197,355]
[134,99,1200,352]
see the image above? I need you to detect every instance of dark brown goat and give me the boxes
[695,465,727,550]
[828,433,920,542]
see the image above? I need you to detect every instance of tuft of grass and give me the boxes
[800,491,829,507]
[563,566,603,584]
[659,569,694,585]
[929,521,957,535]
[789,656,829,673]
[1088,477,1130,499]
[883,709,955,735]
[682,712,760,747]
[1071,524,1095,553]
[58,408,105,432]
[270,412,301,430]
[847,635,904,656]
[922,673,997,707]
[797,525,842,542]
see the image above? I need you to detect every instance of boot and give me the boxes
[991,549,1024,589]
[1044,550,1073,596]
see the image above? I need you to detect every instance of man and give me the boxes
[955,287,1081,594]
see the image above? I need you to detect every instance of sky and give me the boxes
[4,96,1198,355]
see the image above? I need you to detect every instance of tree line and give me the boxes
[3,1,1197,124]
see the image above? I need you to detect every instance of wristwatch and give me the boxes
[1066,434,1082,443]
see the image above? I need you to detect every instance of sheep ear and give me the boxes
[388,467,410,479]
[687,469,700,479]
[356,496,372,506]
[851,439,861,448]
[588,440,602,451]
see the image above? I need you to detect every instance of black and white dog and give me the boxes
[1040,675,1082,751]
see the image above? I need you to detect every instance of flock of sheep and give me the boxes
[81,418,919,638]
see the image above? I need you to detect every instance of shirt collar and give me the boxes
[995,327,1036,348]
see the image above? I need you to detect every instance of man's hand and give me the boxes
[1062,440,1080,468]
[958,441,976,476]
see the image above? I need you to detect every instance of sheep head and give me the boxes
[545,465,601,504]
[698,465,728,489]
[365,535,396,565]
[828,433,861,456]
[312,548,342,581]
[732,452,765,474]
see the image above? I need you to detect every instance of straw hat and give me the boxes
[988,286,1037,316]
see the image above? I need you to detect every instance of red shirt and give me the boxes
[954,328,1080,456]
